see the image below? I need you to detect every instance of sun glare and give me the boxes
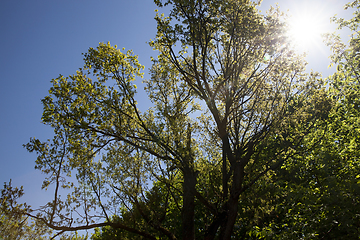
[287,11,326,52]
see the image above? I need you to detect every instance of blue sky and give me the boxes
[0,0,353,209]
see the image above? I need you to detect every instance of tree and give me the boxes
[0,181,52,240]
[217,1,360,238]
[231,2,360,238]
[9,0,328,239]
[0,181,89,240]
[91,1,360,239]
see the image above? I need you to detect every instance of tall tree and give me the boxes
[6,0,326,239]
[92,1,360,239]
[147,1,325,238]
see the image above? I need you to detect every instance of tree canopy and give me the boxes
[2,0,360,239]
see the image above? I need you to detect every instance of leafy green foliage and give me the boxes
[5,0,360,239]
[226,2,360,239]
[0,181,52,240]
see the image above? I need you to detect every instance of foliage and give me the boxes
[0,181,52,240]
[92,1,360,239]
[229,1,360,239]
[7,0,360,239]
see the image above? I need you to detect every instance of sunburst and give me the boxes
[287,10,326,52]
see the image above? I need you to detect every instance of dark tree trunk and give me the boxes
[220,162,244,240]
[182,168,196,240]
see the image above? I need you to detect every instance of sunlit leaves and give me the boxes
[0,181,52,239]
[16,0,346,239]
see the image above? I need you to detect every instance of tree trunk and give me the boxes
[182,168,196,240]
[220,162,244,240]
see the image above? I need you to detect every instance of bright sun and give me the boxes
[287,11,326,52]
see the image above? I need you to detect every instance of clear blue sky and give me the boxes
[0,0,353,209]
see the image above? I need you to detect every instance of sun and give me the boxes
[287,11,326,52]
